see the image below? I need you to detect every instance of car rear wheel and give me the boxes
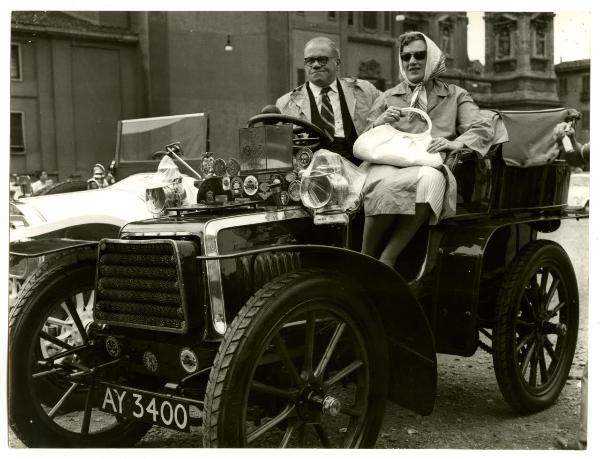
[8,247,150,447]
[203,269,388,447]
[493,240,579,414]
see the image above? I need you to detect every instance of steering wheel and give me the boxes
[246,114,333,151]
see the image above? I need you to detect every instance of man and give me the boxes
[31,170,53,194]
[553,121,590,167]
[276,36,381,164]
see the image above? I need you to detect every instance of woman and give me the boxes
[360,32,495,268]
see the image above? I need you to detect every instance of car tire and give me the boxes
[8,247,151,447]
[493,240,579,414]
[203,269,388,447]
[529,220,561,233]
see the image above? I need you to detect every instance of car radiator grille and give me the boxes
[94,239,198,333]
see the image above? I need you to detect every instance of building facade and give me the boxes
[10,11,583,181]
[10,11,145,182]
[555,59,590,144]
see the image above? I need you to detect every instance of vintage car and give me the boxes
[8,107,588,447]
[9,113,207,304]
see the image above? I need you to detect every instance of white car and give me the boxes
[9,113,208,304]
[567,171,590,210]
[10,171,198,242]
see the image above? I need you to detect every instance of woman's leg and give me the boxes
[362,214,396,257]
[378,203,432,268]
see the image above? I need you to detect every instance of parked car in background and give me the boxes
[567,171,589,211]
[9,113,208,304]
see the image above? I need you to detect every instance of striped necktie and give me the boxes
[320,87,335,139]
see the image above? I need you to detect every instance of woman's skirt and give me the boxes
[362,163,457,224]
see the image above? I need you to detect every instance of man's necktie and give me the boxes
[320,87,335,139]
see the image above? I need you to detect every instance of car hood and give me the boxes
[10,173,198,242]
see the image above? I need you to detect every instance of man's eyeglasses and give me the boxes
[400,51,427,62]
[304,56,332,66]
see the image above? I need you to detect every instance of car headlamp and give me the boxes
[146,179,187,215]
[299,149,366,225]
[145,155,188,215]
[300,166,349,212]
[300,170,333,209]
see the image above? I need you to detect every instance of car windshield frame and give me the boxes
[115,113,209,164]
[112,113,209,181]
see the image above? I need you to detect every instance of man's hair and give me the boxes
[398,31,425,52]
[304,36,341,59]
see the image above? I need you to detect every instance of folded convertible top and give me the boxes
[493,107,581,168]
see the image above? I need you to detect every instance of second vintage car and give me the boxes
[9,113,207,304]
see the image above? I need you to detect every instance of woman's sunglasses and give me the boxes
[400,51,427,62]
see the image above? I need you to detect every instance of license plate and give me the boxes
[98,384,195,432]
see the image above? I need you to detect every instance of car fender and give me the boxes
[10,238,98,260]
[201,242,437,415]
[300,246,437,415]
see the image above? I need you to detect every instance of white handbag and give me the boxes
[353,107,442,168]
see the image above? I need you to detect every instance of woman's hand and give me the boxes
[373,106,405,126]
[427,137,463,153]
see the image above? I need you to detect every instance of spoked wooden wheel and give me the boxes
[8,248,150,447]
[493,240,579,414]
[203,270,388,447]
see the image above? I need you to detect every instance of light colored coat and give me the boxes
[366,79,495,156]
[276,77,381,136]
[362,79,497,223]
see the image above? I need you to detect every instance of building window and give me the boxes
[497,28,511,59]
[582,74,590,92]
[362,12,377,31]
[348,11,354,26]
[581,74,590,101]
[535,24,547,57]
[558,77,568,98]
[11,43,22,80]
[439,23,453,55]
[581,110,590,130]
[358,59,386,91]
[404,20,420,33]
[384,12,391,32]
[11,112,25,153]
[328,12,336,21]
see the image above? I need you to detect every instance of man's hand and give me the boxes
[553,121,586,158]
[427,137,463,153]
[553,121,576,142]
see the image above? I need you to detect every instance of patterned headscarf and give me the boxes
[398,32,447,115]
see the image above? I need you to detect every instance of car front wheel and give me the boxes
[203,269,388,447]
